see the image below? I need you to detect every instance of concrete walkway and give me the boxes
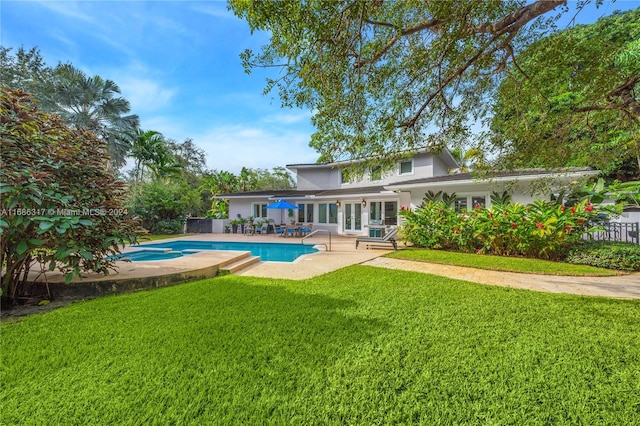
[362,257,640,300]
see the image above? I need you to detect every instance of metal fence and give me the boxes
[586,222,639,245]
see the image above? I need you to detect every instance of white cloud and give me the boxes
[262,111,312,125]
[190,4,236,20]
[118,77,177,113]
[192,124,318,173]
[35,0,95,22]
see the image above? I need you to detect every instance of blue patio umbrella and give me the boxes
[266,199,300,224]
[266,200,300,210]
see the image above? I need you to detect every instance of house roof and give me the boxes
[384,167,599,190]
[217,167,600,200]
[286,147,458,170]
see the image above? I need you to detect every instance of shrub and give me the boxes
[400,194,611,260]
[1,89,137,302]
[566,242,640,272]
[154,219,184,235]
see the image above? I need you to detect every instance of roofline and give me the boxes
[287,147,458,170]
[384,169,600,191]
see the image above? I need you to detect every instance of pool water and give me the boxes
[117,250,191,262]
[138,241,318,262]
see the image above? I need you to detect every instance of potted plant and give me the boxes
[230,219,241,234]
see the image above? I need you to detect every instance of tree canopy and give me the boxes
[230,0,568,170]
[1,47,139,168]
[488,8,640,178]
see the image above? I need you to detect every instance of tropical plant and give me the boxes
[43,64,140,168]
[127,180,199,234]
[127,128,182,183]
[0,89,138,302]
[400,195,611,260]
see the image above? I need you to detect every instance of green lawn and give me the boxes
[388,248,618,276]
[2,266,639,424]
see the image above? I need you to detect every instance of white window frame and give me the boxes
[398,159,414,176]
[252,203,268,218]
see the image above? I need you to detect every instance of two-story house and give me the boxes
[220,148,599,236]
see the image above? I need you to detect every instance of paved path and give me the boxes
[362,257,640,300]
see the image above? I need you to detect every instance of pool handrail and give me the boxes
[301,229,331,252]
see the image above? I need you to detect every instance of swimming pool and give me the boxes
[138,241,318,262]
[116,249,192,262]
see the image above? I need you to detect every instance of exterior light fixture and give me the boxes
[336,200,341,207]
[361,199,367,207]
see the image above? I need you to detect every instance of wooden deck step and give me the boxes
[219,256,261,275]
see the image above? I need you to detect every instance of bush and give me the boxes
[1,89,138,303]
[566,242,640,272]
[400,194,610,260]
[154,219,184,235]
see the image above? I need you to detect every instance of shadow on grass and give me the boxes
[1,276,387,424]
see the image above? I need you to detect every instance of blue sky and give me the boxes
[1,1,637,173]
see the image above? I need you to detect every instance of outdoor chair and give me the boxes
[355,227,398,250]
[300,223,313,236]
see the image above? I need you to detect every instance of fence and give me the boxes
[586,222,639,245]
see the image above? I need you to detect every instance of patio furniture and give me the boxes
[256,222,269,235]
[300,223,313,236]
[285,225,299,238]
[355,227,398,250]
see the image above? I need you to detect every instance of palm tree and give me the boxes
[128,129,182,183]
[45,64,139,167]
[449,147,485,174]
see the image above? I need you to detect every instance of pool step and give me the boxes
[219,255,261,275]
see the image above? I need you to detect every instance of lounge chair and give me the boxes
[355,227,398,250]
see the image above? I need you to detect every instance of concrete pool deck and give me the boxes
[20,233,640,301]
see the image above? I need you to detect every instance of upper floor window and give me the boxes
[340,169,351,184]
[370,166,382,182]
[399,160,413,175]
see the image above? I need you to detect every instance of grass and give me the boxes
[2,266,639,424]
[388,248,619,276]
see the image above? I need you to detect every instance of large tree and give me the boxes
[230,0,570,170]
[1,47,139,167]
[488,9,640,178]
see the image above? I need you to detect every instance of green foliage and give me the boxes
[230,0,564,170]
[127,180,199,234]
[489,9,640,178]
[1,46,140,168]
[400,196,607,260]
[2,267,639,424]
[0,89,138,301]
[566,242,640,272]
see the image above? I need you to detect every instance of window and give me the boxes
[370,202,382,225]
[340,170,351,184]
[472,196,487,209]
[399,160,413,175]
[253,203,267,218]
[318,203,338,224]
[370,201,397,225]
[384,201,398,225]
[455,198,468,212]
[297,204,314,222]
[370,166,382,181]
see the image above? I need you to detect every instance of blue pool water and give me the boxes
[138,241,318,262]
[117,250,192,262]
